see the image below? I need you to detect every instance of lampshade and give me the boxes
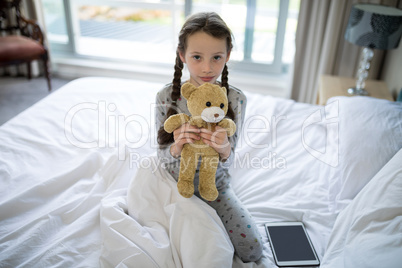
[345,4,402,50]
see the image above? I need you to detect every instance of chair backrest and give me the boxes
[0,0,44,45]
[0,0,23,35]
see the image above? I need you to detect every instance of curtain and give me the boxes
[290,0,400,104]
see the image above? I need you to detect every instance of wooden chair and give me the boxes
[0,0,51,91]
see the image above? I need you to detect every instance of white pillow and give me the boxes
[326,96,402,213]
[321,148,402,267]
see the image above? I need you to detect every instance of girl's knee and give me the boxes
[236,239,263,263]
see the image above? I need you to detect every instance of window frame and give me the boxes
[49,0,291,75]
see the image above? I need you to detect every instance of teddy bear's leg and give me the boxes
[177,146,198,198]
[198,155,219,201]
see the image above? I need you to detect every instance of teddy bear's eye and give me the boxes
[220,103,224,109]
[206,102,211,107]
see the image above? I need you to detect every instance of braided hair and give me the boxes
[158,12,235,146]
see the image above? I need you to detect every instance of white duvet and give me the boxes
[101,156,234,268]
[0,77,401,267]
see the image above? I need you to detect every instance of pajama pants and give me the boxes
[195,184,263,262]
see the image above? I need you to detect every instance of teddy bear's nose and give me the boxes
[214,114,219,118]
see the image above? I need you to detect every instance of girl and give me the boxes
[155,12,263,263]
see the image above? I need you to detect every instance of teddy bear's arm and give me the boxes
[218,118,236,137]
[189,117,207,128]
[164,113,190,133]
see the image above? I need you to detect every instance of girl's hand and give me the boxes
[199,126,231,160]
[170,123,200,158]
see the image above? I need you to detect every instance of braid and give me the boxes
[157,53,183,147]
[221,64,229,91]
[170,52,183,114]
[221,64,235,121]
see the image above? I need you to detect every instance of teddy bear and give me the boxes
[164,82,236,201]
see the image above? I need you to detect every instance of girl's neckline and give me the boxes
[181,80,221,86]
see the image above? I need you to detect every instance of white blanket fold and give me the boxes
[100,156,234,268]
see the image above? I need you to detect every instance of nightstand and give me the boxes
[317,75,394,105]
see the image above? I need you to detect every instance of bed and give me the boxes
[0,77,401,268]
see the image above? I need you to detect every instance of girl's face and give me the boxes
[179,31,230,87]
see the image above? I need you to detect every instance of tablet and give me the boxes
[265,222,320,267]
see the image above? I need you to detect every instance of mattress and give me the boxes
[0,77,401,267]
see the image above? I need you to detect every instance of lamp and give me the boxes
[344,4,402,96]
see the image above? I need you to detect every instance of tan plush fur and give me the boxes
[164,82,236,201]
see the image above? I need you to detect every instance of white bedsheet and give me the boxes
[0,77,400,267]
[0,78,161,267]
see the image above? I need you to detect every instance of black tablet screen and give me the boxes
[267,225,316,261]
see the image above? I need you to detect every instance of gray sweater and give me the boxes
[155,82,247,190]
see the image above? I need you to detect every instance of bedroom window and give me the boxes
[42,0,299,75]
[42,0,69,47]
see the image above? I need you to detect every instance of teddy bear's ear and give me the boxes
[181,82,197,99]
[220,86,227,95]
